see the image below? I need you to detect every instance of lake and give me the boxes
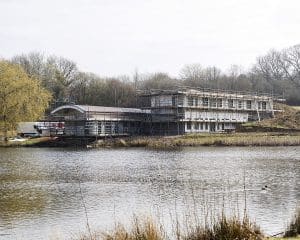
[0,146,299,239]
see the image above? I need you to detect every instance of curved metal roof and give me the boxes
[51,105,85,114]
[51,104,148,115]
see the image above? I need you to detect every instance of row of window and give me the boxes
[186,122,225,131]
[187,97,267,110]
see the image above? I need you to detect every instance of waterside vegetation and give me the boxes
[284,209,300,238]
[77,215,263,240]
[1,132,300,149]
[76,210,300,240]
[0,136,54,147]
[92,132,300,149]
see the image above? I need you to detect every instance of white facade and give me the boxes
[147,89,274,133]
[150,93,273,112]
[185,122,236,133]
[184,110,248,123]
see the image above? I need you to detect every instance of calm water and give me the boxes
[0,146,299,239]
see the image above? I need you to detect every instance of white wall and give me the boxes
[184,110,248,123]
[182,96,273,111]
[184,122,238,133]
[150,94,273,112]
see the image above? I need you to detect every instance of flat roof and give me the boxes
[138,87,279,99]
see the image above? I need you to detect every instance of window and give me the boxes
[200,123,203,130]
[217,98,222,108]
[202,97,209,106]
[246,100,252,109]
[195,122,200,130]
[154,96,160,107]
[172,96,176,106]
[177,96,184,106]
[262,101,267,110]
[210,98,217,108]
[205,123,208,130]
[188,97,193,106]
[187,122,191,130]
[194,98,198,106]
[228,99,234,108]
[238,101,243,109]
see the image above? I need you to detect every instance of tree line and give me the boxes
[1,44,299,138]
[9,44,300,108]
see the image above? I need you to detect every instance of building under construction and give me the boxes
[50,105,151,137]
[138,87,276,135]
[49,87,278,137]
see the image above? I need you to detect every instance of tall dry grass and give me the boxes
[284,208,300,238]
[91,133,300,149]
[76,213,263,240]
[184,213,262,240]
[76,217,165,240]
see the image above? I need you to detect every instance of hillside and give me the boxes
[242,104,300,131]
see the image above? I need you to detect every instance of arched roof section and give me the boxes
[50,105,85,115]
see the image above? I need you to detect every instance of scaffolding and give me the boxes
[48,105,150,138]
[137,87,279,135]
[45,87,283,138]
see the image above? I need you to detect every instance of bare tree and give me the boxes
[204,66,221,88]
[11,52,45,78]
[139,72,178,90]
[180,63,205,87]
[280,45,300,87]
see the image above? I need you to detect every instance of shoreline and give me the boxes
[1,132,300,149]
[110,132,300,149]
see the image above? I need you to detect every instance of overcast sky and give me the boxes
[1,0,300,77]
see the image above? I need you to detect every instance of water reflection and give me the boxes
[0,147,299,239]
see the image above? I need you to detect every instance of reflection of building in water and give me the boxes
[48,87,282,137]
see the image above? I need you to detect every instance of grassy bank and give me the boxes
[292,106,300,111]
[0,137,56,147]
[76,211,300,240]
[92,132,300,149]
[0,132,300,149]
[77,215,263,240]
[1,132,300,149]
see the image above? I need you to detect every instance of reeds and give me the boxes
[89,133,300,149]
[76,213,263,240]
[184,213,262,240]
[77,217,165,240]
[284,208,300,238]
[104,217,164,240]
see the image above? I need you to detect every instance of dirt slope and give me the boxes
[242,104,300,131]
